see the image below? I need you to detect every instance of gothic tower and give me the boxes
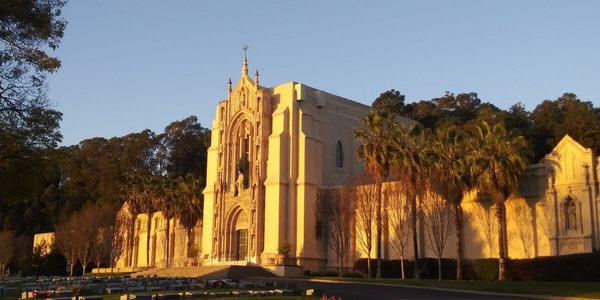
[202,52,270,263]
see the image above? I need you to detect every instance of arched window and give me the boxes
[335,140,344,168]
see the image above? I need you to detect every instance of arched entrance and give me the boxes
[225,206,249,261]
[235,228,248,260]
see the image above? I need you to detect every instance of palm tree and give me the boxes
[355,110,394,278]
[142,178,158,267]
[127,175,157,267]
[124,183,144,267]
[175,174,203,252]
[156,177,178,267]
[388,122,429,279]
[469,121,528,281]
[430,126,475,280]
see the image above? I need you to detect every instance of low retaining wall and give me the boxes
[90,266,149,274]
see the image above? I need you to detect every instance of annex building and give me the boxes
[37,56,600,275]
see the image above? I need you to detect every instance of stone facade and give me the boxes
[111,203,202,268]
[32,232,54,256]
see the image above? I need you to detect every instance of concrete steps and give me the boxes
[134,265,277,279]
[226,266,278,279]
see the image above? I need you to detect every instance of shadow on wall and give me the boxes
[464,193,498,259]
[464,188,555,259]
[506,198,535,258]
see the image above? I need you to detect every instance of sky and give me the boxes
[47,1,600,146]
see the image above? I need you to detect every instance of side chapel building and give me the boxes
[103,56,600,274]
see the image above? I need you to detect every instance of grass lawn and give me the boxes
[101,289,317,300]
[227,296,321,300]
[312,277,600,299]
[102,295,315,300]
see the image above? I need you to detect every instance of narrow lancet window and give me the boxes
[336,140,344,168]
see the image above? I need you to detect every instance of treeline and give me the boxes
[0,116,210,236]
[396,91,600,161]
[0,0,210,275]
[0,116,210,275]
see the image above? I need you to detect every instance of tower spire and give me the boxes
[241,44,249,76]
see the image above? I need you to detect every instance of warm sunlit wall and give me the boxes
[32,232,55,256]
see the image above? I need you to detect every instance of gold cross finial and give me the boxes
[242,44,249,60]
[241,44,249,75]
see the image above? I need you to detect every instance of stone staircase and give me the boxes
[134,265,276,279]
[226,265,277,279]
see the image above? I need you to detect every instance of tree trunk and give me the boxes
[165,218,170,267]
[127,217,135,266]
[338,254,343,277]
[497,202,506,281]
[375,181,383,278]
[81,261,86,277]
[367,256,371,278]
[110,250,114,274]
[454,202,463,280]
[411,194,420,279]
[400,256,405,280]
[146,212,152,266]
[187,228,194,250]
[437,256,442,281]
[70,261,74,277]
[132,234,138,267]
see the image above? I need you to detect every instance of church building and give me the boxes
[200,53,374,273]
[97,55,600,275]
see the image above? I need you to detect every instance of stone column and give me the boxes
[295,110,322,269]
[263,106,290,261]
[202,108,222,260]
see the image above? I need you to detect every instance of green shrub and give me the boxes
[17,249,67,276]
[507,252,600,282]
[342,271,364,278]
[277,242,291,255]
[353,258,459,279]
[349,253,600,281]
[353,258,407,278]
[187,245,199,258]
[473,259,498,281]
[321,270,341,277]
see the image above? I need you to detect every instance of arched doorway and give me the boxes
[225,207,249,261]
[235,228,248,260]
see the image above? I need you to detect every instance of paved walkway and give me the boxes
[265,278,537,300]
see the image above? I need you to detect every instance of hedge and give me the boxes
[352,252,600,282]
[353,258,460,279]
[507,252,600,282]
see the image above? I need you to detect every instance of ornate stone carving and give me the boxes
[205,50,269,263]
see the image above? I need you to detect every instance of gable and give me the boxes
[544,135,593,185]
